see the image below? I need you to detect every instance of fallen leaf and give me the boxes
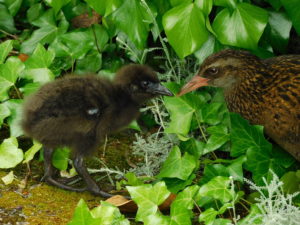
[104,193,177,213]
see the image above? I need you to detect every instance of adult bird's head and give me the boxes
[114,64,173,102]
[177,49,263,96]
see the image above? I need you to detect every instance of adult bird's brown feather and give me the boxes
[22,64,173,197]
[178,49,300,161]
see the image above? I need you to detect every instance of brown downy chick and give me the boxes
[22,64,173,197]
[178,49,300,161]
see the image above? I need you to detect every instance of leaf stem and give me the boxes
[13,85,22,99]
[0,29,19,40]
[91,25,102,56]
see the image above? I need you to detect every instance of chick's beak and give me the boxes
[147,83,174,96]
[177,76,209,97]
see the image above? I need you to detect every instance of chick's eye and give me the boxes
[141,80,149,88]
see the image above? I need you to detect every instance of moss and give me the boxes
[0,133,137,224]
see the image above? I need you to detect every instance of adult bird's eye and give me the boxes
[207,67,218,75]
[141,80,149,88]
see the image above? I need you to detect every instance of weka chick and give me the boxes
[178,49,300,161]
[22,64,173,197]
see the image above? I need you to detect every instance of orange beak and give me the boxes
[177,76,209,96]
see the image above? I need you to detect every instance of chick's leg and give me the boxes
[42,147,85,192]
[73,154,112,198]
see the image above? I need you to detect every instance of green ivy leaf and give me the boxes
[4,99,23,137]
[0,137,23,169]
[163,3,209,58]
[45,0,71,14]
[214,0,237,9]
[110,0,150,49]
[20,82,41,96]
[198,176,233,203]
[180,138,204,158]
[21,9,69,54]
[52,148,71,171]
[230,113,272,157]
[281,0,300,34]
[0,40,13,64]
[0,57,25,101]
[0,3,16,33]
[27,3,44,23]
[23,141,42,164]
[170,0,191,7]
[68,199,100,225]
[164,83,205,137]
[90,201,129,225]
[157,146,197,180]
[213,3,268,50]
[0,103,10,127]
[23,68,55,84]
[268,11,292,53]
[195,0,213,16]
[75,50,102,74]
[127,181,170,222]
[204,125,230,154]
[25,44,55,69]
[84,0,121,16]
[49,29,94,59]
[198,102,223,125]
[280,170,300,194]
[4,0,22,16]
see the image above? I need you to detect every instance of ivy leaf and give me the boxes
[195,0,213,16]
[0,40,13,64]
[4,0,22,16]
[21,9,69,54]
[0,103,10,127]
[164,82,205,137]
[198,103,223,125]
[110,0,150,49]
[281,0,300,34]
[170,0,191,7]
[180,138,204,158]
[68,199,101,225]
[49,29,94,59]
[157,146,197,180]
[144,213,170,225]
[0,57,25,101]
[44,0,71,14]
[163,3,209,58]
[23,68,55,84]
[198,176,233,203]
[169,185,199,225]
[84,0,121,16]
[27,3,44,23]
[213,3,268,50]
[23,141,43,164]
[25,44,55,69]
[52,148,71,171]
[20,82,41,96]
[127,181,170,222]
[0,3,16,33]
[0,137,23,169]
[4,99,23,137]
[280,170,300,194]
[230,113,272,157]
[91,202,129,224]
[204,125,230,154]
[268,11,292,53]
